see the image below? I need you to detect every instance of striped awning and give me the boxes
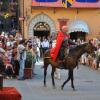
[68,20,89,33]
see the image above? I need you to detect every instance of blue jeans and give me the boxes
[18,60,25,79]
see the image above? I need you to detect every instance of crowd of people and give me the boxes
[0,29,99,80]
[79,38,100,70]
[0,31,54,80]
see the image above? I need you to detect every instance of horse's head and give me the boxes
[85,41,97,54]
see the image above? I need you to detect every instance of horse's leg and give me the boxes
[70,70,75,91]
[44,64,48,87]
[51,67,56,88]
[61,69,71,90]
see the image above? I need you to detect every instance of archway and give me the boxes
[70,32,86,41]
[68,20,89,41]
[28,13,56,37]
[33,22,50,38]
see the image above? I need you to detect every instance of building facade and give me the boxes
[19,0,100,40]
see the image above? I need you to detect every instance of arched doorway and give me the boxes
[68,20,89,41]
[28,13,56,36]
[33,22,50,38]
[70,32,86,41]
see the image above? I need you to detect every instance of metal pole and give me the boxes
[23,0,24,38]
[17,0,20,31]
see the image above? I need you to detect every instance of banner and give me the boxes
[32,0,61,7]
[35,0,58,2]
[32,0,100,8]
[76,0,99,2]
[62,0,73,8]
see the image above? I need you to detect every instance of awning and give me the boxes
[68,20,89,33]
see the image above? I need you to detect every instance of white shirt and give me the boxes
[17,44,26,60]
[41,40,49,48]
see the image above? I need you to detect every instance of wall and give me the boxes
[20,0,100,39]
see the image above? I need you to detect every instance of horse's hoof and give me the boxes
[73,88,76,91]
[53,86,56,89]
[61,86,64,90]
[44,85,47,87]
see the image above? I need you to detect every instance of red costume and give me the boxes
[50,31,70,61]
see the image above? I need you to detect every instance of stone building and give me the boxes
[19,0,100,40]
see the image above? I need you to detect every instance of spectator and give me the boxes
[17,39,26,80]
[5,57,15,79]
[41,38,49,55]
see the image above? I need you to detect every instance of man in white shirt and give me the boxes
[41,38,49,55]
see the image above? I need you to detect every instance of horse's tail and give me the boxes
[43,49,58,67]
[44,49,51,58]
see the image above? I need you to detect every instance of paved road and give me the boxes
[4,62,100,100]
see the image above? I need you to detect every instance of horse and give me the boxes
[43,41,97,90]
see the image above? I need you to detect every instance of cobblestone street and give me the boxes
[4,63,100,100]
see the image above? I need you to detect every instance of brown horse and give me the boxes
[43,41,97,90]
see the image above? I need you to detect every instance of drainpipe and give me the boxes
[22,0,24,38]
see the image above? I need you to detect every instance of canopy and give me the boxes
[68,20,89,33]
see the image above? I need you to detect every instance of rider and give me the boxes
[50,25,71,62]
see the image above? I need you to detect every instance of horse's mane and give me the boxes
[69,43,88,53]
